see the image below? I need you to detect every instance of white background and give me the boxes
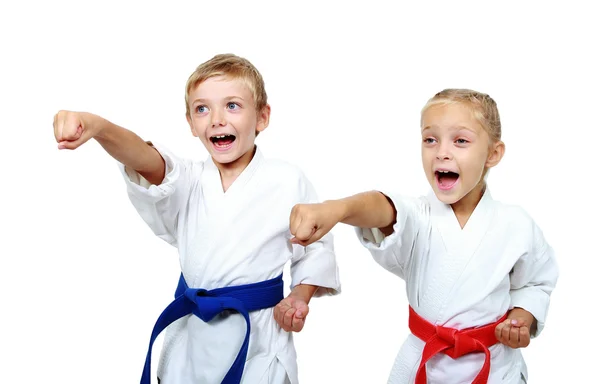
[1,0,598,383]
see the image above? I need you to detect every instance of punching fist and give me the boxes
[54,110,99,150]
[289,202,342,246]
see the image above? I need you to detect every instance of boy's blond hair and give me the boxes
[185,53,268,117]
[421,89,502,143]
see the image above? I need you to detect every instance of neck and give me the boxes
[214,145,256,192]
[451,180,486,227]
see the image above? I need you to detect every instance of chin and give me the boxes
[428,181,462,205]
[211,152,241,165]
[433,191,462,205]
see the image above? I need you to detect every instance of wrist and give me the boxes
[86,113,110,140]
[509,307,534,326]
[331,199,349,223]
[290,284,318,304]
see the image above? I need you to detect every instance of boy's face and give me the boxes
[421,102,504,206]
[187,76,269,166]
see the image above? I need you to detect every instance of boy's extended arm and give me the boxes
[54,110,165,185]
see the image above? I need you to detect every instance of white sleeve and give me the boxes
[509,219,559,338]
[118,141,196,248]
[354,192,426,279]
[289,175,341,298]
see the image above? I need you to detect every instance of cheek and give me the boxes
[421,152,434,175]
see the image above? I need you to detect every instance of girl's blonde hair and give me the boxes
[421,89,501,143]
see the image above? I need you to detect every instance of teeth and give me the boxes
[213,135,228,139]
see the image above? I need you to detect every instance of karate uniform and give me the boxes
[356,187,558,384]
[119,143,341,384]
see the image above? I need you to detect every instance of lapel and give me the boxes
[426,185,495,257]
[185,146,264,286]
[418,186,496,323]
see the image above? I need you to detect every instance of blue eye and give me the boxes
[423,138,436,144]
[227,102,239,110]
[197,105,208,113]
[456,139,468,144]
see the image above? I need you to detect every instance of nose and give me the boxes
[211,110,226,128]
[436,142,453,161]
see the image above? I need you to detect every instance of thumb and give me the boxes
[294,302,309,319]
[510,318,527,327]
[295,223,316,242]
[58,126,88,150]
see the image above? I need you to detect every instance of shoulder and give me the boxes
[491,197,549,251]
[259,154,311,185]
[257,153,318,203]
[150,141,206,174]
[493,199,536,230]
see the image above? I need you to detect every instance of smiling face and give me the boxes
[421,102,504,209]
[187,75,270,168]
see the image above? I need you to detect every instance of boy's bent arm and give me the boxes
[289,175,341,298]
[91,114,165,185]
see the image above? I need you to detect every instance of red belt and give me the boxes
[409,306,508,384]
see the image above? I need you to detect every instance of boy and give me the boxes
[288,89,558,383]
[53,54,340,384]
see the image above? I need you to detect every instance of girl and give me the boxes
[288,89,558,383]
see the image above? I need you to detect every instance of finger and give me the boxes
[495,323,504,342]
[275,301,290,323]
[501,321,511,344]
[497,325,510,345]
[289,205,301,237]
[55,112,64,142]
[509,326,520,348]
[495,319,511,342]
[276,304,291,331]
[284,307,296,329]
[58,126,90,150]
[53,113,60,142]
[62,120,83,141]
[293,302,309,319]
[295,221,316,242]
[292,315,305,332]
[295,227,326,247]
[57,136,84,150]
[519,326,530,347]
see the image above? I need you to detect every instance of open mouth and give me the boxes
[435,170,459,190]
[210,134,236,149]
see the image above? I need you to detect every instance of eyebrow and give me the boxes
[191,96,246,104]
[422,125,478,134]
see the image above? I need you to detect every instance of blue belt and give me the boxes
[141,273,284,384]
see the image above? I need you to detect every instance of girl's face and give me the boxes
[421,102,504,211]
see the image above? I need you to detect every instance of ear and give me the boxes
[187,114,198,137]
[486,140,505,168]
[256,104,271,134]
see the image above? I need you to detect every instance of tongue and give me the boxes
[215,138,234,146]
[439,174,458,188]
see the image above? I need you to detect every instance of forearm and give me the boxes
[328,191,396,233]
[88,113,165,184]
[289,284,319,305]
